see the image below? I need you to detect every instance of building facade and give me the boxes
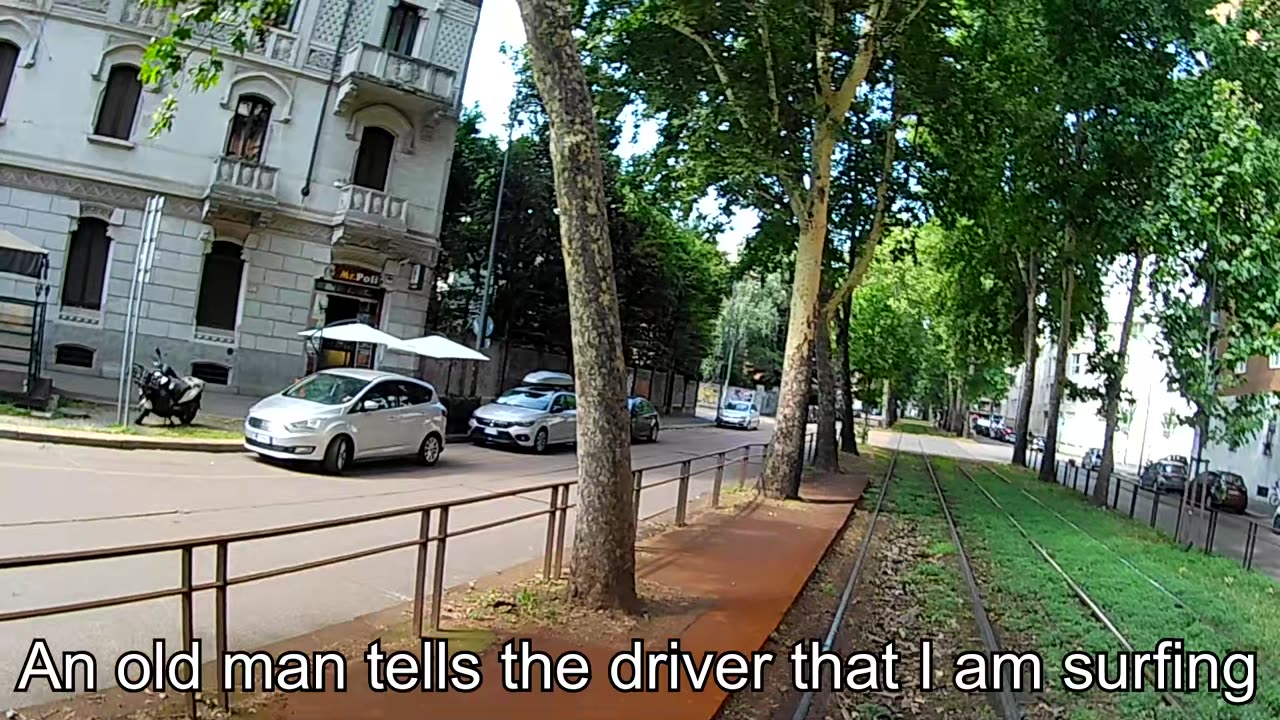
[994,269,1195,471]
[0,0,479,396]
[1200,353,1280,514]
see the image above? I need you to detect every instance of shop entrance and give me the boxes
[310,274,385,371]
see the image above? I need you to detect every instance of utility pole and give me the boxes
[474,121,513,351]
[719,327,737,407]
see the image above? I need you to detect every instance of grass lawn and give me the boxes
[931,455,1280,718]
[0,400,242,440]
[892,418,957,438]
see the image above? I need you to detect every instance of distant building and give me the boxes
[995,268,1194,470]
[1200,352,1280,515]
[0,0,479,395]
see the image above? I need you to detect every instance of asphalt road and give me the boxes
[0,423,772,708]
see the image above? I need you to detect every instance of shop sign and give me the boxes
[316,278,382,302]
[332,265,383,287]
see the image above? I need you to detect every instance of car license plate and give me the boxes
[485,428,499,436]
[250,431,273,445]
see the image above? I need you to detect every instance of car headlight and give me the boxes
[285,418,325,432]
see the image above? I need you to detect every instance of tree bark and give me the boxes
[762,212,828,496]
[1039,243,1077,484]
[836,297,858,454]
[814,290,839,471]
[516,0,635,610]
[954,376,968,438]
[1094,253,1145,506]
[1012,253,1038,467]
[881,378,893,429]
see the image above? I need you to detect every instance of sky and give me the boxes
[459,0,759,259]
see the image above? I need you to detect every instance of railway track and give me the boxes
[786,440,1027,720]
[953,462,1201,719]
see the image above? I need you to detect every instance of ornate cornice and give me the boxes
[0,164,205,217]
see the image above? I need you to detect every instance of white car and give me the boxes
[244,368,447,475]
[1272,502,1280,535]
[469,371,577,453]
[716,400,761,430]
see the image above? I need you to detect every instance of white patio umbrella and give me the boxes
[390,334,490,361]
[297,322,403,346]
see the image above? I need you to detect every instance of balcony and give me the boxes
[203,156,279,227]
[249,27,299,65]
[330,183,436,266]
[332,43,458,117]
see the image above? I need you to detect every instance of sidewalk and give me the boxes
[267,470,866,720]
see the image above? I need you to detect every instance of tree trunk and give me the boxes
[1039,252,1077,484]
[762,147,832,500]
[880,379,892,429]
[836,298,858,454]
[1012,253,1038,467]
[814,293,839,471]
[1094,253,1145,506]
[954,377,968,438]
[516,0,635,610]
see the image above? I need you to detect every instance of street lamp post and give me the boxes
[474,122,514,351]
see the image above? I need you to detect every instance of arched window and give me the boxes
[195,241,245,331]
[61,218,111,310]
[352,127,394,191]
[94,64,142,140]
[224,95,273,162]
[0,42,18,116]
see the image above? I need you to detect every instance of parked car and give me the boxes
[469,371,576,453]
[1081,448,1104,471]
[628,396,661,443]
[1139,456,1188,494]
[1030,434,1045,451]
[716,399,762,430]
[1188,471,1250,514]
[997,427,1017,444]
[244,369,447,475]
[1272,504,1280,535]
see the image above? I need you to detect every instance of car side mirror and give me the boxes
[360,399,380,412]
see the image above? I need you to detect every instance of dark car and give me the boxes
[628,396,660,443]
[1189,471,1249,514]
[1140,456,1188,494]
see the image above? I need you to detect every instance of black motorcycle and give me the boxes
[132,348,206,425]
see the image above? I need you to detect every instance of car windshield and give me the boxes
[496,389,551,411]
[282,373,371,405]
[1222,473,1245,488]
[725,401,753,412]
[1160,462,1186,475]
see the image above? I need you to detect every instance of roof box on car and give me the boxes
[522,370,574,388]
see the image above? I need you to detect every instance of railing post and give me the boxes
[543,486,560,580]
[1111,477,1121,508]
[413,509,431,638]
[429,507,449,632]
[1149,489,1160,528]
[215,542,230,712]
[632,470,643,525]
[1174,496,1184,540]
[675,460,691,527]
[1204,510,1218,554]
[712,452,725,508]
[738,447,749,488]
[1128,483,1139,518]
[1244,523,1258,569]
[553,483,569,579]
[180,547,195,720]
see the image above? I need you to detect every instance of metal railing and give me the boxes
[0,438,811,717]
[1024,449,1280,575]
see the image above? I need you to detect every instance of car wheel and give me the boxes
[418,434,443,466]
[533,428,549,454]
[649,421,659,443]
[323,436,353,475]
[1273,513,1280,534]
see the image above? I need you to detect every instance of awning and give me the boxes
[297,322,402,346]
[0,229,48,280]
[390,334,490,361]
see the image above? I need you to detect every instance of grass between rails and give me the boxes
[897,454,1133,719]
[954,459,1280,718]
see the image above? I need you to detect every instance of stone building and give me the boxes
[0,0,479,396]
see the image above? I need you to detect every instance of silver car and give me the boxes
[244,368,447,475]
[470,372,576,453]
[716,400,761,430]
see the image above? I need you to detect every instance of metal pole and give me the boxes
[675,461,691,526]
[115,197,151,425]
[719,328,737,410]
[429,507,449,631]
[474,122,513,351]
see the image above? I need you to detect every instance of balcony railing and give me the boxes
[117,8,297,66]
[337,183,409,225]
[338,43,457,106]
[249,27,299,65]
[211,156,278,198]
